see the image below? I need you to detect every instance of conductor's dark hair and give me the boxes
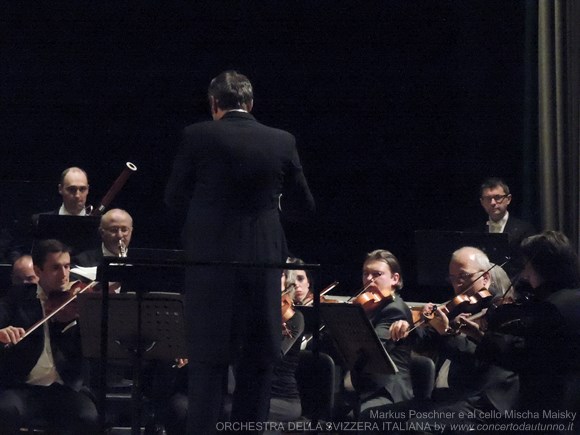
[32,239,71,270]
[520,230,580,292]
[208,70,253,111]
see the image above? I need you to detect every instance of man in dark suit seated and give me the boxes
[0,239,99,435]
[475,177,535,244]
[33,167,91,222]
[11,254,39,286]
[73,208,133,267]
[350,250,416,414]
[469,177,536,278]
[377,247,519,432]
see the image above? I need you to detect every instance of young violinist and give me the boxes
[0,239,99,435]
[351,249,416,415]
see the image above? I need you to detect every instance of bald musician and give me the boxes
[33,167,91,222]
[377,247,519,430]
[0,239,98,434]
[11,254,39,286]
[73,208,133,267]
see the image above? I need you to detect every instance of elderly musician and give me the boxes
[0,239,98,435]
[73,208,133,267]
[384,246,518,430]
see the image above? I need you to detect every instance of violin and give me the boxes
[348,277,395,316]
[424,285,494,323]
[281,290,296,337]
[5,280,100,348]
[299,281,340,306]
[45,280,101,323]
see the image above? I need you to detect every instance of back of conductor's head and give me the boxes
[208,70,254,112]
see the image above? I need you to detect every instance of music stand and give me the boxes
[415,230,510,286]
[78,292,186,434]
[95,257,320,433]
[33,214,101,255]
[319,303,397,374]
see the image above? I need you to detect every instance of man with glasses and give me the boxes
[384,247,518,430]
[471,177,536,279]
[73,208,133,267]
[475,177,535,247]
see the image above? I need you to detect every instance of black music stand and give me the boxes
[78,291,186,434]
[415,230,510,286]
[33,214,101,255]
[96,257,320,433]
[319,303,397,374]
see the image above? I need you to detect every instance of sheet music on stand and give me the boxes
[78,292,186,361]
[319,303,398,374]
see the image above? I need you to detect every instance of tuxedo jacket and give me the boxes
[164,111,314,363]
[351,294,415,404]
[468,215,536,275]
[478,288,580,411]
[0,284,85,390]
[436,332,519,413]
[469,215,536,248]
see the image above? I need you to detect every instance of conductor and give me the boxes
[164,70,315,434]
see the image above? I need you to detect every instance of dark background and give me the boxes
[1,1,539,300]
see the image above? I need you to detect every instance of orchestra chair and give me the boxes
[410,353,436,401]
[295,350,336,423]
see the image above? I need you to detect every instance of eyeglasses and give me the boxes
[102,226,132,236]
[480,194,509,204]
[447,272,478,284]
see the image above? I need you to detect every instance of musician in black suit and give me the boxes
[164,70,314,434]
[0,239,98,435]
[473,177,535,241]
[478,231,580,420]
[385,247,519,431]
[352,250,416,414]
[32,167,91,224]
[73,208,133,267]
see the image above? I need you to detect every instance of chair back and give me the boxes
[410,354,435,400]
[296,350,335,421]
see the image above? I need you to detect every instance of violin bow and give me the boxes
[6,281,100,348]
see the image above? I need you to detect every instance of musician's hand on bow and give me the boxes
[0,325,26,345]
[389,320,410,342]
